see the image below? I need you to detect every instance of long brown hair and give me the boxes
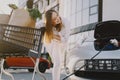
[44,10,63,43]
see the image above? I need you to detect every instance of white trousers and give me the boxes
[45,41,66,80]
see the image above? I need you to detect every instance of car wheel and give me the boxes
[28,69,34,72]
[38,62,48,73]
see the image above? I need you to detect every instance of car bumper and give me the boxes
[74,70,120,79]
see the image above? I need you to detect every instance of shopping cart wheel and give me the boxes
[38,62,48,73]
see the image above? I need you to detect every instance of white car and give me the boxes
[64,20,120,80]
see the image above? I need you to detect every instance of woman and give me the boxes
[43,10,70,80]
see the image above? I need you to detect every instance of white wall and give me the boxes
[0,0,18,14]
[18,0,27,8]
[103,0,120,21]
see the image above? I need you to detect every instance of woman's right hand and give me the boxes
[53,35,61,41]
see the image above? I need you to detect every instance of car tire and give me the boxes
[28,69,34,72]
[38,62,48,73]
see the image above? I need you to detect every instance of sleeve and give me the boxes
[60,18,71,43]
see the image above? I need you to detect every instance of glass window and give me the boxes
[90,0,98,6]
[71,0,76,14]
[76,0,82,12]
[90,6,98,15]
[90,14,98,23]
[67,0,71,16]
[83,0,89,9]
[66,0,99,29]
[71,15,76,29]
[64,1,67,17]
[64,0,70,17]
[76,12,82,27]
[82,9,89,25]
